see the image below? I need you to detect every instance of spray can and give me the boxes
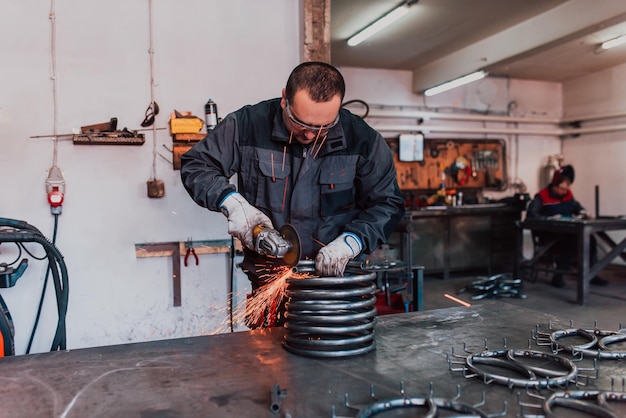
[204,98,218,132]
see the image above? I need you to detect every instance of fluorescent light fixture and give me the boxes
[423,71,487,97]
[347,4,410,47]
[599,34,626,51]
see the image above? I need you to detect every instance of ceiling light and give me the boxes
[347,1,418,47]
[598,34,626,51]
[423,71,487,97]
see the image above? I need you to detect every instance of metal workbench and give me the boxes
[515,217,626,305]
[1,302,624,417]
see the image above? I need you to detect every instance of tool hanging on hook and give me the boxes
[184,238,199,267]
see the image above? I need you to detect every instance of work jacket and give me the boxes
[526,185,584,219]
[180,98,405,262]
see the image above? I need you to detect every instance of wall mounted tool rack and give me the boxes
[387,137,507,192]
[135,239,237,306]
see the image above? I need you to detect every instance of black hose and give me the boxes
[342,99,370,119]
[0,217,68,352]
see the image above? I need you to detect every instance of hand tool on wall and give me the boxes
[184,238,199,267]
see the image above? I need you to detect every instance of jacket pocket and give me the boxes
[254,148,291,212]
[319,158,356,217]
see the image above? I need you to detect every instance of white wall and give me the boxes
[562,63,626,217]
[0,0,300,354]
[339,67,563,198]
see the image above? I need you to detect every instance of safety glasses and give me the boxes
[141,101,160,127]
[285,99,339,133]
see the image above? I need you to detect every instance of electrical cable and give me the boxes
[0,217,68,353]
[26,213,59,354]
[49,0,59,164]
[147,0,159,183]
[342,99,370,119]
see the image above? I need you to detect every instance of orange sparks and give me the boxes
[225,264,315,330]
[444,293,472,308]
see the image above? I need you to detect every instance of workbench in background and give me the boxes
[0,302,623,417]
[515,217,626,305]
[389,204,522,279]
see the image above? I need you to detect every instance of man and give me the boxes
[180,61,405,328]
[526,165,607,288]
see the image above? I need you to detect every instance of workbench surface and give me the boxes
[1,302,624,417]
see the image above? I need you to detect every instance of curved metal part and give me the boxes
[550,328,598,351]
[470,356,536,379]
[286,283,377,299]
[506,349,572,378]
[355,397,435,418]
[284,331,374,348]
[597,390,626,410]
[354,396,489,418]
[292,259,365,274]
[285,318,377,335]
[283,263,378,358]
[543,390,619,418]
[465,349,578,389]
[431,398,490,418]
[550,328,626,359]
[282,339,376,358]
[286,273,377,286]
[286,297,376,311]
[598,333,626,356]
[285,306,377,323]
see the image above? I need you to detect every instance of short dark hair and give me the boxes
[552,164,575,185]
[285,61,345,103]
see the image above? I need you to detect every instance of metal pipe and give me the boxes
[372,123,626,137]
[346,105,626,125]
[372,124,561,136]
[346,107,560,124]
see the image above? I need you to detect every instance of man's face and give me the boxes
[281,89,341,145]
[553,180,571,196]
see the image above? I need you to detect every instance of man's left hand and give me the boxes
[315,233,362,277]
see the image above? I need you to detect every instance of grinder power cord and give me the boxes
[0,217,69,355]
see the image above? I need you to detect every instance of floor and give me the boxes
[416,264,626,329]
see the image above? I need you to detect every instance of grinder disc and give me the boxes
[279,224,301,267]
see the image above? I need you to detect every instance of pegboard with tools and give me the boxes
[388,136,507,191]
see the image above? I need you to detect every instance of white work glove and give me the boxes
[219,192,273,250]
[315,233,363,277]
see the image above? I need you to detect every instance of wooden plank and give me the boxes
[135,239,236,258]
[134,239,237,307]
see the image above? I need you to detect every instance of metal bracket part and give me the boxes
[0,259,28,288]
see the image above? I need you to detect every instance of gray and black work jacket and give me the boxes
[180,98,405,261]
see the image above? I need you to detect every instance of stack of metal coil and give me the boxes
[283,261,378,358]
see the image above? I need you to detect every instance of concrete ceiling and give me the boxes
[330,0,626,93]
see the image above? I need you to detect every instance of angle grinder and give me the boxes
[252,224,301,266]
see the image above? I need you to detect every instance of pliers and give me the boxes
[184,238,199,266]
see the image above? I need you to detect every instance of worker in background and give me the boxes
[180,61,405,328]
[526,165,608,288]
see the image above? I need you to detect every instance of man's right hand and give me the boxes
[219,192,273,250]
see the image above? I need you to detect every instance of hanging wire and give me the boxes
[49,0,59,164]
[148,0,158,180]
